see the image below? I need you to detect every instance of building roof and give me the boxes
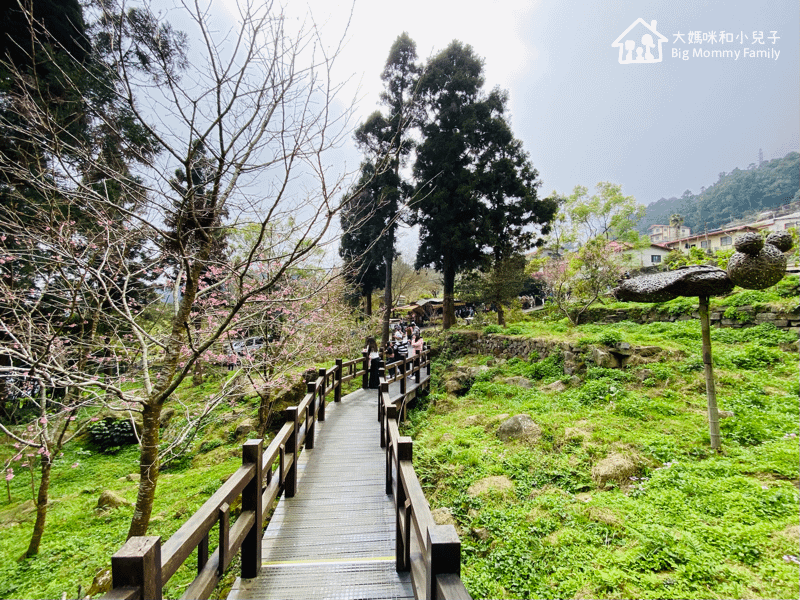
[664,225,758,245]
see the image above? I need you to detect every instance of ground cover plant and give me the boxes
[410,318,799,599]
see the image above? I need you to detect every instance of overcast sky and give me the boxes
[207,0,799,260]
[263,0,798,206]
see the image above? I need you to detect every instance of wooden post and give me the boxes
[400,357,407,395]
[284,407,299,498]
[334,359,342,403]
[380,383,389,439]
[218,503,230,576]
[385,404,398,494]
[426,344,431,376]
[395,437,412,571]
[111,536,162,600]
[699,295,721,451]
[198,532,208,575]
[362,350,369,389]
[426,525,461,600]
[241,439,263,579]
[306,381,316,450]
[318,368,327,421]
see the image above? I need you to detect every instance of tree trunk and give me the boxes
[698,295,721,451]
[127,402,162,538]
[382,256,393,346]
[442,259,456,329]
[24,453,51,557]
[365,292,372,316]
[496,304,505,327]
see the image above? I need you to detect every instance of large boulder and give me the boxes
[497,414,541,444]
[467,475,514,498]
[431,507,456,526]
[443,366,488,396]
[235,417,258,438]
[96,490,130,511]
[501,376,534,389]
[591,452,638,489]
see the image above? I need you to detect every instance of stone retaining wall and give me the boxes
[448,331,670,375]
[576,304,799,332]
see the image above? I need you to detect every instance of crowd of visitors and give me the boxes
[363,323,424,387]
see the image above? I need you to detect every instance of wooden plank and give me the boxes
[436,574,472,600]
[161,464,255,581]
[99,587,139,600]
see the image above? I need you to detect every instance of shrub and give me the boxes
[88,418,138,453]
[529,354,563,380]
[712,323,795,346]
[483,324,503,335]
[573,378,622,406]
[585,367,633,383]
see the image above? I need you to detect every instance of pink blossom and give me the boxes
[5,468,13,481]
[39,417,48,425]
[71,462,79,469]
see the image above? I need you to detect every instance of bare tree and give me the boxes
[0,0,360,539]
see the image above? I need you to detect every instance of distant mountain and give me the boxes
[638,151,799,235]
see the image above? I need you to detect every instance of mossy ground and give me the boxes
[413,316,798,599]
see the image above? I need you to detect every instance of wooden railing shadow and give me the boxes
[100,345,470,600]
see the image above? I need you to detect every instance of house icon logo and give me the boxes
[612,18,668,64]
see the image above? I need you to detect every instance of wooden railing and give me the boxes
[100,360,352,600]
[380,350,472,600]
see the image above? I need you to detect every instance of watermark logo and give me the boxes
[612,18,668,64]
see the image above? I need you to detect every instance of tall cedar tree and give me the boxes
[339,160,393,315]
[414,41,554,327]
[351,33,420,342]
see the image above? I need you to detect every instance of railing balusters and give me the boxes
[241,439,263,579]
[218,503,230,576]
[101,348,456,600]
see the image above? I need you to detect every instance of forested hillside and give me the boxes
[639,151,799,234]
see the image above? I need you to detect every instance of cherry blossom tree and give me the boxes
[0,0,365,542]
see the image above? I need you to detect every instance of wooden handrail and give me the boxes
[100,355,355,600]
[100,349,440,600]
[381,345,472,600]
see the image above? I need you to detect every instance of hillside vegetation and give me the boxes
[410,313,798,599]
[639,151,799,234]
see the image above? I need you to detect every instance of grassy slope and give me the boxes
[0,372,258,600]
[409,318,799,599]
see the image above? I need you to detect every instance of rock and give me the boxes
[472,527,491,541]
[718,410,734,419]
[569,375,581,386]
[431,507,456,526]
[497,414,541,443]
[467,475,514,498]
[125,473,140,483]
[501,376,533,389]
[235,417,257,437]
[591,347,619,369]
[636,346,662,357]
[591,453,638,489]
[87,568,112,597]
[96,490,131,510]
[635,369,654,382]
[159,407,175,428]
[542,380,567,393]
[463,415,482,427]
[614,342,633,355]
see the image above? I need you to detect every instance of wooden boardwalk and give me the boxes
[228,380,422,600]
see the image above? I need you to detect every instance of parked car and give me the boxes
[229,336,267,357]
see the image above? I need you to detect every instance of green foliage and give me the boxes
[528,354,563,380]
[87,418,138,453]
[410,317,798,599]
[711,323,795,346]
[773,274,798,298]
[483,324,503,334]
